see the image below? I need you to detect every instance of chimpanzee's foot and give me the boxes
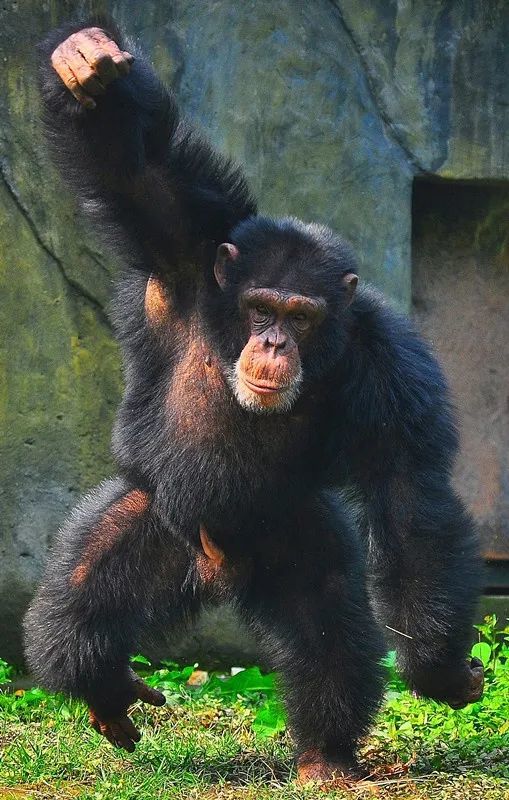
[410,657,484,709]
[296,749,364,784]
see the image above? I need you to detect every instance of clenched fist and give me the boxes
[51,27,134,109]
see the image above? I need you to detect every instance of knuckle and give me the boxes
[91,49,109,66]
[80,73,96,88]
[78,27,99,43]
[50,52,66,72]
[67,33,83,51]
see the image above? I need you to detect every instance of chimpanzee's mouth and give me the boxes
[228,361,302,414]
[240,375,289,395]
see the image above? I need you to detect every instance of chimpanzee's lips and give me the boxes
[240,375,288,395]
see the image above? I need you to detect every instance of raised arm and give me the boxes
[39,17,256,275]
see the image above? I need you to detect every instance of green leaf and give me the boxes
[471,641,492,667]
[198,667,275,698]
[0,658,15,683]
[130,654,152,666]
[146,664,195,689]
[252,699,286,738]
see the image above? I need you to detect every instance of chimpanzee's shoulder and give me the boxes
[338,284,457,446]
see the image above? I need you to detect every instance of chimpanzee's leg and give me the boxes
[238,492,385,782]
[24,477,202,750]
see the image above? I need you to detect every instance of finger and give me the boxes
[69,58,106,96]
[114,56,131,77]
[81,48,119,83]
[135,680,166,706]
[91,33,134,76]
[89,711,101,734]
[57,39,106,95]
[200,524,225,567]
[50,55,96,109]
[109,721,136,753]
[448,698,467,710]
[99,721,120,748]
[119,715,142,743]
[469,662,484,700]
[89,28,134,61]
[84,29,133,76]
[72,33,120,83]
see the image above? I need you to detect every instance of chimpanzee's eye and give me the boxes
[253,304,271,323]
[292,312,310,331]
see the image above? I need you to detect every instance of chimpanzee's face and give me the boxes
[227,286,326,414]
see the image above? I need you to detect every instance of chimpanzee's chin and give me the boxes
[240,394,297,415]
[230,374,301,415]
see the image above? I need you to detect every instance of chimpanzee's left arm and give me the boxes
[339,289,484,707]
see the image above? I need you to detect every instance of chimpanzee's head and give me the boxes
[212,216,358,414]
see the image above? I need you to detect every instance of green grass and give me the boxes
[0,617,508,800]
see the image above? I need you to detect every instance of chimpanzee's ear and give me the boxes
[341,272,358,305]
[214,243,239,290]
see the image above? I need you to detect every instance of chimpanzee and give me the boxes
[24,17,484,782]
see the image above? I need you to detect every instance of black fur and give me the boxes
[24,18,482,770]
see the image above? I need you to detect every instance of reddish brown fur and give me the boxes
[194,524,247,593]
[238,338,300,386]
[167,317,228,435]
[70,490,150,586]
[297,750,354,784]
[144,276,169,326]
[196,524,225,584]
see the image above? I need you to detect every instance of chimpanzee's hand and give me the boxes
[411,657,484,710]
[88,670,166,752]
[50,27,134,109]
[445,657,484,709]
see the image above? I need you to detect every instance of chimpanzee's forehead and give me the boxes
[231,215,357,299]
[241,250,342,298]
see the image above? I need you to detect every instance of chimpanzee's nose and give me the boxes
[265,328,287,353]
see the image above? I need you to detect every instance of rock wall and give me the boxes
[413,180,509,565]
[0,0,507,662]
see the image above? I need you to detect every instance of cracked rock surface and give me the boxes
[0,0,507,663]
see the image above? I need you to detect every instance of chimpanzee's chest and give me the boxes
[165,325,315,460]
[165,327,233,440]
[145,278,324,468]
[161,323,328,520]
